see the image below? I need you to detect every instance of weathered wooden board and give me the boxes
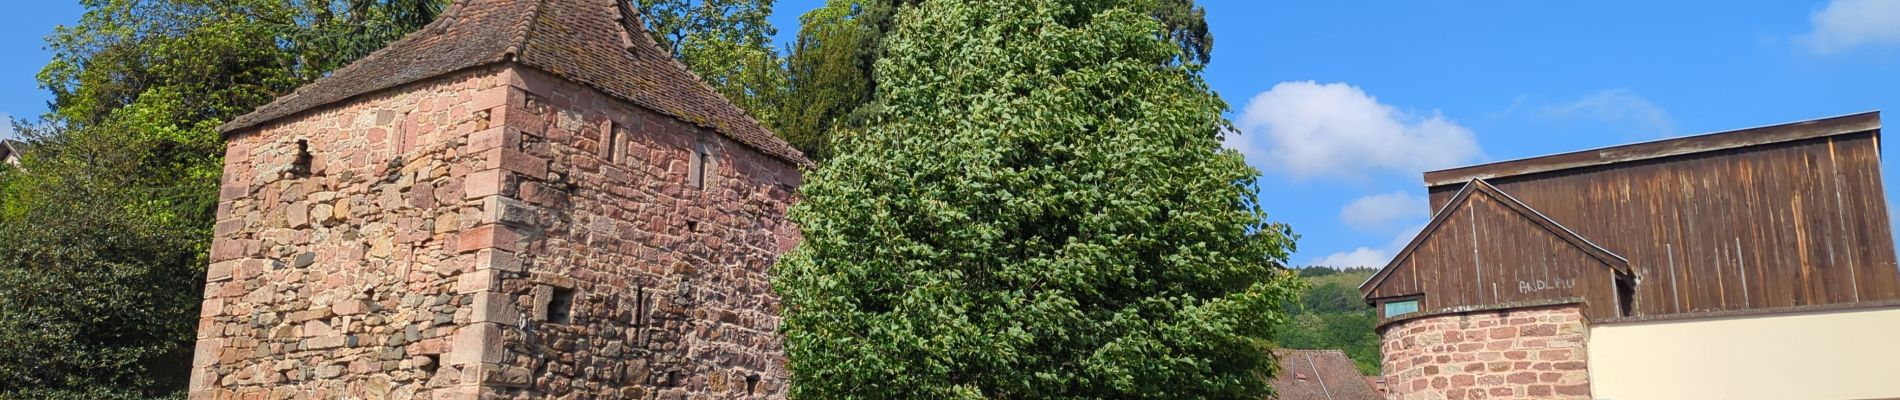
[1410,115,1898,318]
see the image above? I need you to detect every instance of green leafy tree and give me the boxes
[631,0,788,127]
[1276,269,1382,375]
[1300,281,1363,314]
[1152,0,1213,66]
[773,0,1301,398]
[775,0,1214,162]
[0,123,205,400]
[775,0,914,161]
[2,1,446,396]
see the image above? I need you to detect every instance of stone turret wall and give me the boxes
[1379,304,1592,400]
[472,66,800,399]
[192,66,515,399]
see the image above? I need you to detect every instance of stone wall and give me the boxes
[193,66,512,399]
[471,66,800,399]
[192,63,801,400]
[1379,304,1592,400]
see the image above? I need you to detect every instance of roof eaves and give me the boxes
[1424,111,1881,187]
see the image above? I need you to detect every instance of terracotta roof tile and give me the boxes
[219,0,809,166]
[1267,349,1382,400]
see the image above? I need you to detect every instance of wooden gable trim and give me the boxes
[1359,179,1632,298]
[1424,112,1880,187]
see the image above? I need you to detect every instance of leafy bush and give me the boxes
[773,0,1301,398]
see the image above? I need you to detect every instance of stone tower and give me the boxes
[190,0,808,398]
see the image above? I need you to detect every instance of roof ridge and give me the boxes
[219,0,811,166]
[1424,111,1880,186]
[504,0,549,59]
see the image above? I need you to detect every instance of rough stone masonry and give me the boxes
[1379,305,1592,400]
[190,0,808,398]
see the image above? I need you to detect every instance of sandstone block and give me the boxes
[484,147,548,179]
[307,336,346,350]
[464,169,505,199]
[448,323,505,366]
[456,224,520,253]
[473,249,522,273]
[287,203,310,228]
[455,269,500,294]
[207,261,236,282]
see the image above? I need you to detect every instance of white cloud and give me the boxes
[1309,223,1426,269]
[1340,191,1429,232]
[1797,0,1900,53]
[1228,81,1482,181]
[1542,89,1673,137]
[1313,247,1390,269]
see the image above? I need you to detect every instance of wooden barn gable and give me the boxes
[1361,179,1634,321]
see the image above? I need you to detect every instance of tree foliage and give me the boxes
[0,124,205,400]
[2,1,447,397]
[774,0,915,161]
[774,0,1216,162]
[773,0,1301,398]
[1276,268,1382,375]
[631,0,788,129]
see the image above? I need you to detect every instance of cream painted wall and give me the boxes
[1587,306,1900,400]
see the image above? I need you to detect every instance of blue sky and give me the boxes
[7,1,1900,269]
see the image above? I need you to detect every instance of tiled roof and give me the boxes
[218,0,809,166]
[1267,349,1383,400]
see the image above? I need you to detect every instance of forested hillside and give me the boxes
[1277,267,1382,375]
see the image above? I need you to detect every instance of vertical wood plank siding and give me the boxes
[1424,131,1899,317]
[1372,187,1625,320]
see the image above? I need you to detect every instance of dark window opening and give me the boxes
[605,124,619,163]
[746,374,761,394]
[1616,274,1637,317]
[291,139,313,177]
[635,286,648,327]
[689,141,710,189]
[685,220,699,232]
[548,287,576,323]
[420,354,440,374]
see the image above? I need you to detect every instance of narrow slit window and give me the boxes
[1616,275,1637,317]
[688,140,711,189]
[605,123,618,163]
[615,128,629,164]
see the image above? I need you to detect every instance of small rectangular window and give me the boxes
[548,287,575,323]
[291,139,313,177]
[1383,299,1420,317]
